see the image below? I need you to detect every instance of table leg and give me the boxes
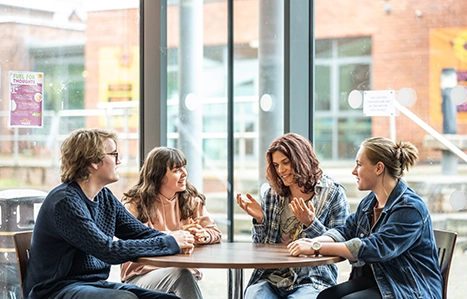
[228,269,243,299]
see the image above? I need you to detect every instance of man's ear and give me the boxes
[90,163,99,171]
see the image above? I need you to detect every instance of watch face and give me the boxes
[312,242,321,250]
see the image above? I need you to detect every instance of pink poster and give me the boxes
[9,71,44,127]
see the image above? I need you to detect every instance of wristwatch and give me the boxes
[311,241,322,257]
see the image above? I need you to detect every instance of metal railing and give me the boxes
[393,100,467,163]
[0,98,259,173]
[0,103,140,168]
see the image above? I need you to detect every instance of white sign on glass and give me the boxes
[363,90,396,116]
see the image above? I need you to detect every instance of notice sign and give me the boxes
[363,90,396,116]
[9,71,44,127]
[363,90,395,116]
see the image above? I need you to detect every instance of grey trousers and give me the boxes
[52,280,180,299]
[126,267,203,299]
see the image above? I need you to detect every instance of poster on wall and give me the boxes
[98,46,139,130]
[9,71,44,127]
[429,28,467,124]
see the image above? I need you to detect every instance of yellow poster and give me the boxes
[429,28,467,124]
[98,46,139,129]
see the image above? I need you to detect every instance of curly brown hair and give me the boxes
[122,147,206,223]
[265,133,323,197]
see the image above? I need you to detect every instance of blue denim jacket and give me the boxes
[324,179,442,299]
[247,174,350,291]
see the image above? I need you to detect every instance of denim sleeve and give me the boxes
[304,182,350,237]
[345,238,365,266]
[358,205,426,263]
[324,229,364,264]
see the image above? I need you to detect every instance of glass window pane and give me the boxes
[316,3,467,298]
[0,0,140,290]
[316,39,332,58]
[166,0,283,249]
[314,118,333,159]
[337,117,371,159]
[339,64,371,110]
[337,37,372,57]
[315,65,331,111]
[1,2,140,192]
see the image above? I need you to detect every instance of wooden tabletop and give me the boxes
[138,242,344,269]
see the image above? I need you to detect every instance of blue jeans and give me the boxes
[244,280,321,299]
[52,280,180,299]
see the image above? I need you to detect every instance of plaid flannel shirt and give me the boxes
[247,174,350,291]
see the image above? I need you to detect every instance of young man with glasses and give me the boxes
[23,128,194,299]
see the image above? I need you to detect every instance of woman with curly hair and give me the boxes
[121,147,222,299]
[236,133,350,299]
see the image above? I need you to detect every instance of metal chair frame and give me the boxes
[433,229,457,299]
[13,231,33,299]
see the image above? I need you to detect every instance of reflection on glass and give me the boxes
[0,1,140,296]
[315,65,331,111]
[0,1,140,197]
[3,1,467,297]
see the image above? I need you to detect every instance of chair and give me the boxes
[433,229,457,299]
[13,230,33,299]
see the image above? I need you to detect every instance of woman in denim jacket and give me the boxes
[288,136,442,299]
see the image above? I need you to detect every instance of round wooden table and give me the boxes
[138,242,344,299]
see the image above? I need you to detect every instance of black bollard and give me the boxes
[440,68,458,175]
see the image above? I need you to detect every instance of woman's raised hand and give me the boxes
[287,238,313,257]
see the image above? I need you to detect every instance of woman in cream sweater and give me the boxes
[121,147,222,299]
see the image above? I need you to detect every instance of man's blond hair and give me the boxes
[60,128,118,183]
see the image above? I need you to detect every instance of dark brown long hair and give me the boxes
[122,147,206,223]
[266,133,323,197]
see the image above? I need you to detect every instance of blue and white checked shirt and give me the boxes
[247,173,351,292]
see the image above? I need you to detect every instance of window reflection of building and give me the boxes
[0,3,86,155]
[167,44,258,164]
[166,35,373,163]
[315,37,372,160]
[1,2,467,297]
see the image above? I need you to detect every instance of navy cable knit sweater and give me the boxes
[23,181,181,299]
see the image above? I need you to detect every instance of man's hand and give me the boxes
[170,230,195,253]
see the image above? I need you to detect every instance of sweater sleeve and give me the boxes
[54,190,180,265]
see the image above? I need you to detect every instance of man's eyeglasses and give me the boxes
[106,152,119,163]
